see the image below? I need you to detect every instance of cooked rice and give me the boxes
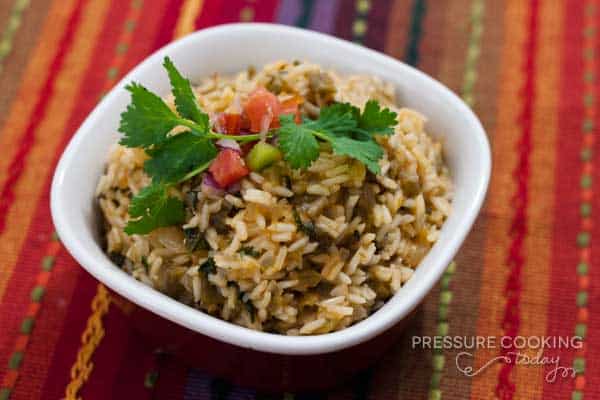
[97,60,453,335]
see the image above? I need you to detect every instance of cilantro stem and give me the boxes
[208,132,266,142]
[177,160,213,184]
[176,118,267,143]
[310,130,330,141]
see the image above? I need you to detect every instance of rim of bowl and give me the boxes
[51,23,491,355]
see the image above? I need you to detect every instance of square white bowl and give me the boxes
[51,23,490,356]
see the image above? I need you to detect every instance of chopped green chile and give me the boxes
[245,142,282,171]
[108,252,126,267]
[184,227,209,252]
[239,246,260,257]
[199,257,216,275]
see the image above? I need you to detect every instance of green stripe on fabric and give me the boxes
[144,370,159,388]
[30,286,45,302]
[295,0,315,28]
[8,352,23,369]
[577,262,589,275]
[351,0,371,44]
[20,316,35,334]
[404,0,426,66]
[0,388,11,400]
[573,357,585,374]
[42,255,55,271]
[428,1,485,399]
[0,0,32,74]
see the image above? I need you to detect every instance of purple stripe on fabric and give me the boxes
[183,369,212,400]
[276,0,302,25]
[309,0,340,33]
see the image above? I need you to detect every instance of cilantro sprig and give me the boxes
[277,100,397,173]
[117,57,397,235]
[119,57,260,234]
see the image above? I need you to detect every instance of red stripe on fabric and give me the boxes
[496,0,540,398]
[194,0,223,28]
[250,0,280,22]
[39,272,97,400]
[364,0,393,52]
[110,327,157,400]
[78,307,135,400]
[334,0,355,42]
[8,250,83,398]
[195,0,278,27]
[0,0,86,234]
[0,222,52,379]
[542,0,585,398]
[152,0,184,50]
[122,1,172,76]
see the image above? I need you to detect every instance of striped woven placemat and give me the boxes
[0,0,596,399]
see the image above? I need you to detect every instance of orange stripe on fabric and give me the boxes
[0,0,112,301]
[512,0,562,397]
[174,0,204,38]
[61,1,149,397]
[469,0,528,398]
[383,0,412,60]
[0,0,78,187]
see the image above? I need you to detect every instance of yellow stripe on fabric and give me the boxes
[469,0,528,398]
[173,0,204,39]
[0,0,31,74]
[65,284,111,400]
[0,0,112,302]
[514,0,562,397]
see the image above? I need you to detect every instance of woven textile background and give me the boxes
[0,0,596,399]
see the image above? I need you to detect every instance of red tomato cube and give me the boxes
[209,149,250,188]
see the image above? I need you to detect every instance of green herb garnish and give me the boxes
[199,257,216,275]
[124,183,186,235]
[118,57,397,234]
[292,207,317,240]
[239,246,260,257]
[278,101,396,174]
[183,227,209,252]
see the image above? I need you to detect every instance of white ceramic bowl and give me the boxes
[51,24,490,358]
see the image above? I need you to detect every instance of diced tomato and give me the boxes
[244,87,281,133]
[209,149,250,188]
[279,96,303,124]
[215,113,241,135]
[240,113,251,131]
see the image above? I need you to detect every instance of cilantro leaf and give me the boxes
[124,183,185,235]
[278,114,320,169]
[163,57,209,132]
[328,135,383,174]
[355,100,397,137]
[276,101,393,172]
[119,82,182,148]
[314,103,358,135]
[144,131,217,183]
